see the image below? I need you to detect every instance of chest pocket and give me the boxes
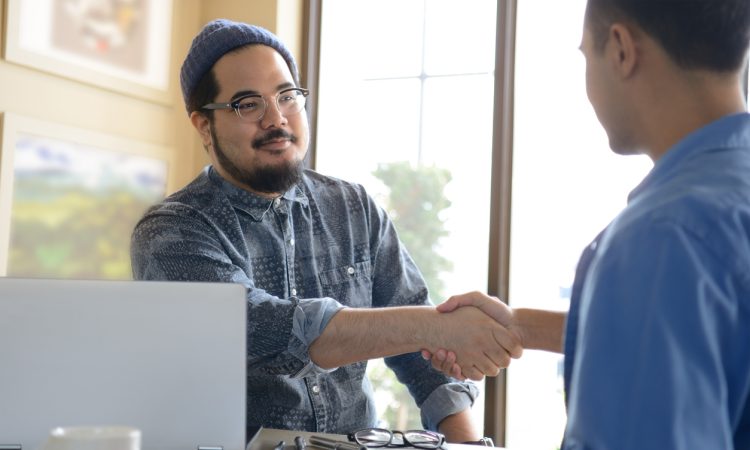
[318,260,372,307]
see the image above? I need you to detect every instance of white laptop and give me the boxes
[0,278,247,450]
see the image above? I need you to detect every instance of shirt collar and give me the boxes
[628,112,750,203]
[207,166,310,221]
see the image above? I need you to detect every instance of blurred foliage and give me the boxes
[373,161,453,301]
[369,161,453,430]
[8,182,155,280]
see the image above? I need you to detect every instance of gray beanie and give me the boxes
[179,19,299,112]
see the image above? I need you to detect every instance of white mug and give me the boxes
[40,426,141,450]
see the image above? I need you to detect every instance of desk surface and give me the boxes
[249,428,506,450]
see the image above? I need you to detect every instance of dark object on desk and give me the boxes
[347,428,445,449]
[461,438,495,447]
[295,435,308,450]
[310,435,366,450]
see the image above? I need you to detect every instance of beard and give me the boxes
[210,122,304,194]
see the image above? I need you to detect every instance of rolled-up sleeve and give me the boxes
[289,299,346,377]
[419,381,480,431]
[131,203,345,376]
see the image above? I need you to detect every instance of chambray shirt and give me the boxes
[131,167,478,433]
[563,113,750,449]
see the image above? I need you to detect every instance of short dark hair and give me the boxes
[585,0,750,72]
[186,67,218,119]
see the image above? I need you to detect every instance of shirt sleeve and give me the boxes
[131,204,344,378]
[564,220,738,449]
[363,191,479,430]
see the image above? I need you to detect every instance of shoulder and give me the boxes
[135,169,233,232]
[301,169,369,195]
[299,169,376,208]
[604,172,750,288]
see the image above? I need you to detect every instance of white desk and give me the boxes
[248,428,506,450]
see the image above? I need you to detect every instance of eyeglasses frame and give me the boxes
[347,428,446,449]
[201,87,310,121]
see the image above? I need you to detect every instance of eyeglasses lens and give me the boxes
[355,429,392,447]
[235,89,307,121]
[404,431,442,449]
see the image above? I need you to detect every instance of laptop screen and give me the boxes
[0,278,247,450]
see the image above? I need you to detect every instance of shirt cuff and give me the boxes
[288,298,346,378]
[420,381,480,431]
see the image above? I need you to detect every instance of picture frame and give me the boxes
[3,0,174,103]
[0,112,175,279]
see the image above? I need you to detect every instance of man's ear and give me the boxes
[608,23,638,78]
[190,111,213,149]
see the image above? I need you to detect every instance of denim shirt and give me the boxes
[131,166,478,433]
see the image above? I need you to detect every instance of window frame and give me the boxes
[303,0,749,445]
[304,0,516,444]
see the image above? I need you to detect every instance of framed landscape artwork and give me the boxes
[0,113,173,279]
[3,0,173,102]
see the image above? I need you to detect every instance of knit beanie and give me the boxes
[179,19,300,112]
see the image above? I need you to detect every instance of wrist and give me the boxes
[512,308,565,353]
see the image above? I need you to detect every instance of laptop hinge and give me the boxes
[0,445,22,450]
[197,446,223,450]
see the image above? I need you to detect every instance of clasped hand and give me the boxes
[423,292,524,381]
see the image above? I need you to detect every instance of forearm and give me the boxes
[309,306,441,368]
[513,308,566,353]
[438,409,480,442]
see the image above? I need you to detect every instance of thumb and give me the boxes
[436,296,461,313]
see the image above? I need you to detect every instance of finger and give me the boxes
[493,328,524,359]
[436,291,489,313]
[436,297,460,313]
[441,351,457,374]
[474,354,501,377]
[483,350,509,373]
[450,363,465,380]
[429,350,449,373]
[461,365,485,382]
[421,349,432,360]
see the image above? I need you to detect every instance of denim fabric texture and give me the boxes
[131,166,478,433]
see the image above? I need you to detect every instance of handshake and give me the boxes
[419,291,528,381]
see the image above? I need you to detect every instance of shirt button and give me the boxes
[291,288,297,296]
[274,198,281,207]
[347,266,355,275]
[290,239,295,246]
[311,385,320,394]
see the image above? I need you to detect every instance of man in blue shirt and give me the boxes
[428,0,750,448]
[131,20,521,440]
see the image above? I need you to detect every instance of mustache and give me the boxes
[252,129,297,149]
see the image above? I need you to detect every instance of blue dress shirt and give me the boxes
[131,167,477,434]
[563,113,750,449]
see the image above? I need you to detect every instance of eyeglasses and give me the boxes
[348,428,446,449]
[201,87,309,121]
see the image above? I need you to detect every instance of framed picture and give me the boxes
[3,0,174,102]
[0,113,174,279]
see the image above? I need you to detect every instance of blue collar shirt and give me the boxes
[563,113,750,449]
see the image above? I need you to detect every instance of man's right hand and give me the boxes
[424,291,525,380]
[426,304,523,381]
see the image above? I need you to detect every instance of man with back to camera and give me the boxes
[426,0,750,448]
[130,19,522,440]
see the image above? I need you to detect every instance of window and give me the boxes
[506,0,652,448]
[315,0,497,432]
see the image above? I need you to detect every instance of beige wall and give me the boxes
[0,0,304,192]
